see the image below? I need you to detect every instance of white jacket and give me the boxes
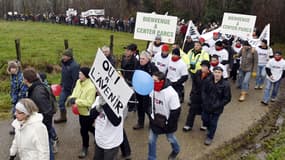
[10,113,50,160]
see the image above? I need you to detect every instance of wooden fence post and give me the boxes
[15,39,21,62]
[64,39,69,49]
[110,35,114,54]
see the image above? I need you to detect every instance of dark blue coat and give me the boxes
[61,58,80,93]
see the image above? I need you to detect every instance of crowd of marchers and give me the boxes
[6,24,285,160]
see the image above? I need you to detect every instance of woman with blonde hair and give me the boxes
[9,98,50,160]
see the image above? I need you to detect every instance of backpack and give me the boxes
[39,73,58,114]
[45,86,58,114]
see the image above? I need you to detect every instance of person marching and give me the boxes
[237,41,258,101]
[133,51,158,130]
[66,67,96,158]
[90,95,124,160]
[152,44,171,74]
[186,41,210,79]
[183,60,212,132]
[10,98,50,160]
[147,35,164,57]
[148,71,181,160]
[201,66,231,145]
[166,48,188,103]
[231,39,242,82]
[55,48,80,123]
[261,51,285,105]
[255,39,273,89]
[7,60,28,135]
[23,67,57,160]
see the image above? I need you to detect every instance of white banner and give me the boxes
[66,8,77,16]
[221,12,256,38]
[259,24,270,45]
[89,49,134,117]
[134,12,178,44]
[200,27,221,41]
[81,9,105,17]
[184,20,200,42]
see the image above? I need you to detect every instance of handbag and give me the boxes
[153,113,167,128]
[152,92,167,128]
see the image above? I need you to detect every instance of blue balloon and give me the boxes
[132,70,154,95]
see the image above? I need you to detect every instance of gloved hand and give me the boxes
[67,98,76,106]
[95,96,106,112]
[9,155,16,160]
[251,72,257,78]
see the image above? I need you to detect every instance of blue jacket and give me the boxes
[61,58,80,93]
[10,71,28,104]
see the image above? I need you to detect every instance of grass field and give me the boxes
[0,21,147,119]
[0,21,146,66]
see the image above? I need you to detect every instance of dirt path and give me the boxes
[0,79,269,160]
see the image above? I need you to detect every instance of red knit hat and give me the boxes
[199,37,205,43]
[161,44,170,52]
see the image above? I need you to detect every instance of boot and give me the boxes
[238,92,247,102]
[54,110,67,123]
[78,147,88,159]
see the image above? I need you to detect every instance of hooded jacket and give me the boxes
[10,113,49,160]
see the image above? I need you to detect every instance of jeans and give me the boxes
[58,90,71,111]
[237,70,251,91]
[42,114,55,160]
[49,138,54,160]
[255,65,266,86]
[79,115,95,148]
[94,144,119,160]
[262,79,281,103]
[202,112,220,139]
[148,129,180,160]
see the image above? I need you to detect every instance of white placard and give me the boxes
[184,20,200,42]
[134,12,178,44]
[221,12,256,38]
[89,49,134,117]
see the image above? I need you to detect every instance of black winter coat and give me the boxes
[190,70,213,107]
[201,77,231,114]
[121,55,138,86]
[28,80,53,115]
[61,58,80,92]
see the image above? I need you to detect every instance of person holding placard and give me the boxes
[147,35,164,57]
[255,39,273,89]
[90,95,124,160]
